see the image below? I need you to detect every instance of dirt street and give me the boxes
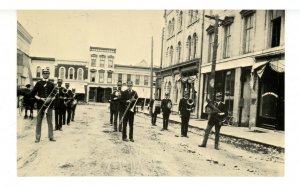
[17,104,284,176]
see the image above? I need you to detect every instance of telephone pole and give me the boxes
[150,37,154,115]
[205,14,223,102]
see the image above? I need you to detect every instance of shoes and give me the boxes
[185,136,189,138]
[54,128,58,131]
[119,129,122,132]
[181,135,184,137]
[49,138,56,142]
[198,144,206,148]
[35,139,40,143]
[215,147,219,150]
[130,139,135,142]
[24,116,28,119]
[122,139,128,141]
[59,129,63,131]
[160,129,164,131]
[67,123,70,126]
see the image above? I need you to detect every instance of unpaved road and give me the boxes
[17,104,284,176]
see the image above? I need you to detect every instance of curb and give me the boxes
[138,112,284,152]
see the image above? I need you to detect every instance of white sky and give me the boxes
[17,10,164,66]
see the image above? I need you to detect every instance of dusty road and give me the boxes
[17,104,284,176]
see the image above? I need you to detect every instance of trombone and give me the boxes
[36,86,58,116]
[119,92,137,125]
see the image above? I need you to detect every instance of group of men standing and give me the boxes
[27,67,78,143]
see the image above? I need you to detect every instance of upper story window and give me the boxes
[91,54,97,67]
[177,41,182,64]
[269,10,284,48]
[99,71,104,83]
[90,71,95,82]
[165,47,169,67]
[186,36,192,61]
[192,33,198,59]
[168,20,172,37]
[178,11,183,31]
[100,55,106,68]
[107,71,112,83]
[169,46,174,66]
[194,10,198,22]
[135,75,140,85]
[241,10,255,54]
[59,67,66,79]
[171,18,175,36]
[127,74,131,82]
[223,25,232,58]
[144,75,149,86]
[118,73,122,82]
[36,66,41,78]
[77,68,83,81]
[68,67,74,80]
[208,33,215,63]
[188,10,193,24]
[108,56,114,68]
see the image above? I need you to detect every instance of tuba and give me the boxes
[186,98,194,111]
[167,100,172,109]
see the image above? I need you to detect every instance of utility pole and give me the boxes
[150,37,154,116]
[205,14,223,103]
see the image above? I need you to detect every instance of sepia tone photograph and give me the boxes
[16,10,284,176]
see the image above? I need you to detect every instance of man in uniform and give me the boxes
[110,81,123,132]
[161,92,172,131]
[122,81,138,142]
[178,90,195,138]
[30,67,56,143]
[23,84,35,119]
[149,93,161,126]
[54,79,65,131]
[63,82,73,125]
[70,88,79,122]
[198,92,227,150]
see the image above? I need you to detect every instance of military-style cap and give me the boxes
[65,83,70,86]
[127,81,133,86]
[165,92,169,96]
[57,79,63,83]
[117,81,122,86]
[72,88,76,91]
[216,92,223,97]
[42,67,50,74]
[25,84,31,88]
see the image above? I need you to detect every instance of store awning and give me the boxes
[252,60,285,77]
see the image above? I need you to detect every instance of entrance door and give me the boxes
[257,64,284,130]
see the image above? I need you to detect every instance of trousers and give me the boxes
[162,112,170,129]
[36,108,54,140]
[181,113,190,136]
[122,111,134,140]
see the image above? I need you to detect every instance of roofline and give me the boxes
[90,46,117,53]
[115,64,160,70]
[31,56,55,61]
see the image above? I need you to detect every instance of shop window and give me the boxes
[90,72,95,82]
[144,75,149,86]
[271,17,281,47]
[36,66,41,78]
[118,73,122,82]
[135,75,140,85]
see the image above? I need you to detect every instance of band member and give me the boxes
[23,84,35,119]
[108,98,113,126]
[161,92,172,131]
[178,90,195,138]
[149,93,161,126]
[63,83,73,125]
[30,67,56,143]
[70,88,79,122]
[110,81,123,131]
[199,92,227,150]
[54,79,65,131]
[122,81,138,142]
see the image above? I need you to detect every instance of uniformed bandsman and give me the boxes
[161,92,172,131]
[63,83,73,125]
[110,81,123,132]
[178,90,195,138]
[54,79,65,131]
[70,88,79,122]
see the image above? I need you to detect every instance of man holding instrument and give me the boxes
[31,67,56,143]
[121,81,138,142]
[198,92,227,150]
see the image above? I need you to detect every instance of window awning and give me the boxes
[252,60,285,77]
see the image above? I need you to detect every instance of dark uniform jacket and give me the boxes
[110,90,122,111]
[31,80,56,109]
[210,101,227,123]
[150,99,161,114]
[161,99,172,114]
[121,89,138,113]
[178,98,195,116]
[54,86,67,109]
[64,89,73,108]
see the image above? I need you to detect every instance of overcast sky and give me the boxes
[17,10,164,66]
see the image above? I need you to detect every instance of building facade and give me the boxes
[31,56,56,84]
[160,10,285,130]
[17,21,33,88]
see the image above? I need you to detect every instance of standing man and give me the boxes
[54,79,65,131]
[178,90,195,138]
[70,88,79,122]
[23,84,34,119]
[198,92,227,150]
[30,67,56,143]
[149,93,161,126]
[122,81,138,142]
[64,83,73,125]
[110,81,123,132]
[161,92,172,131]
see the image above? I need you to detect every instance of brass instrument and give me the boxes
[167,100,172,109]
[71,93,77,107]
[186,98,194,111]
[36,86,59,116]
[119,91,137,125]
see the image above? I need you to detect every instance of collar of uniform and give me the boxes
[42,78,48,82]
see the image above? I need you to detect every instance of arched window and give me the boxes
[187,36,192,60]
[68,67,74,80]
[166,47,169,67]
[77,68,84,81]
[36,66,41,78]
[178,11,183,31]
[171,18,175,35]
[194,10,198,21]
[192,33,198,59]
[177,42,182,63]
[59,67,66,80]
[169,46,174,66]
[168,20,172,37]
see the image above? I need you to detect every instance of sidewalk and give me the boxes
[138,109,284,150]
